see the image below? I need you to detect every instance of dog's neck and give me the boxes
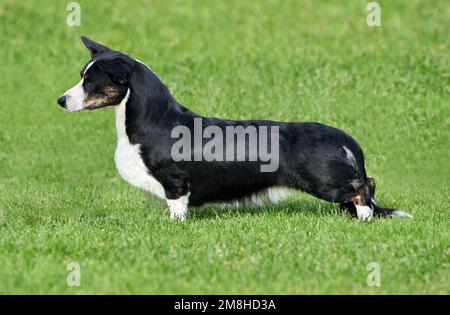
[117,63,194,143]
[129,64,172,115]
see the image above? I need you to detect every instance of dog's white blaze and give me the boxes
[63,61,96,112]
[114,89,166,199]
[356,204,373,221]
[167,193,190,220]
[83,61,95,75]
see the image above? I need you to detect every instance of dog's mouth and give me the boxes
[61,105,84,113]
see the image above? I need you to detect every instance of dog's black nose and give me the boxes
[57,96,66,107]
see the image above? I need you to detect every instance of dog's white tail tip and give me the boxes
[389,210,413,219]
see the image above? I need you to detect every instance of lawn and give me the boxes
[0,0,448,294]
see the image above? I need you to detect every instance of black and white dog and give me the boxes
[57,37,410,221]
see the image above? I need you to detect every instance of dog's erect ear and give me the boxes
[99,58,132,86]
[81,36,110,56]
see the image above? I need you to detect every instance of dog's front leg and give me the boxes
[153,167,191,220]
[167,193,190,220]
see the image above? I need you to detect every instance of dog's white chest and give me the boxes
[114,91,166,199]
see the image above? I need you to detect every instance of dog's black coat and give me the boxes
[63,37,403,217]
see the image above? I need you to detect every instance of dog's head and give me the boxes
[57,37,133,112]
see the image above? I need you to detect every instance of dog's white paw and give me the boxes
[170,212,187,221]
[167,194,189,222]
[356,205,373,222]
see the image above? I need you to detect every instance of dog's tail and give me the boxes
[367,178,413,218]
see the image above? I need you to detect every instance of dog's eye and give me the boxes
[84,75,92,83]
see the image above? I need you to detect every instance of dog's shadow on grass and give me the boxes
[187,196,349,221]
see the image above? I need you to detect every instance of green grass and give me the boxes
[0,0,449,294]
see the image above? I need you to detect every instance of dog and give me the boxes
[57,36,411,221]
